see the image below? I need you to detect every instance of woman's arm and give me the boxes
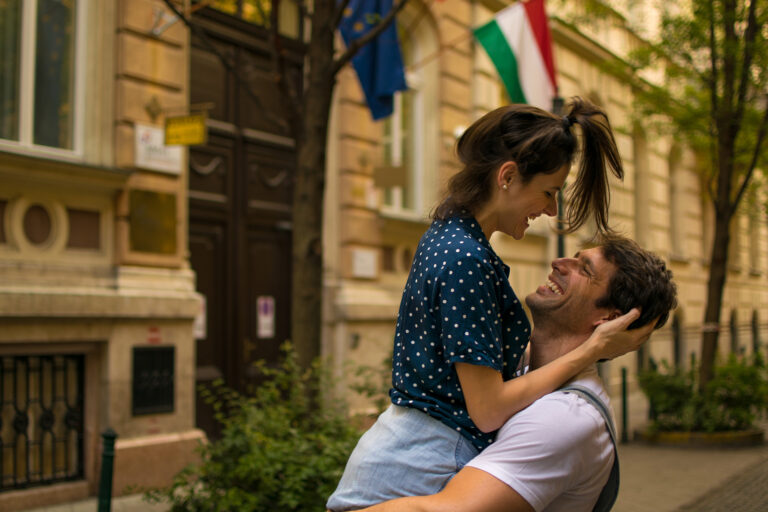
[458,308,653,432]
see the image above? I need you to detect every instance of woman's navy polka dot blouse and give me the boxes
[389,215,531,450]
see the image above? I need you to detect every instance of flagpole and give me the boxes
[552,96,565,258]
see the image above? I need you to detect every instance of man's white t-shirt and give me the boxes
[465,367,615,512]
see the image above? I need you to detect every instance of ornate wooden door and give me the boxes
[187,8,303,436]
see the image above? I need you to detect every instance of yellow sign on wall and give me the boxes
[165,113,207,146]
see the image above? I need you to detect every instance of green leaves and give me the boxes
[639,353,768,433]
[145,342,365,511]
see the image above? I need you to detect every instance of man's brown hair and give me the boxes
[595,235,678,330]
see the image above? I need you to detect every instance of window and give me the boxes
[381,68,417,211]
[377,3,438,217]
[672,313,685,368]
[730,309,740,354]
[206,0,301,38]
[701,194,715,260]
[633,126,652,248]
[728,214,742,271]
[668,145,687,259]
[0,0,82,152]
[752,310,761,354]
[748,190,761,274]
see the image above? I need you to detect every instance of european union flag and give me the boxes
[338,0,408,120]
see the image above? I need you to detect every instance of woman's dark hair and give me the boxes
[595,234,678,330]
[432,97,624,234]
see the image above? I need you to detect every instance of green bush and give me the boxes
[639,353,768,433]
[637,361,695,431]
[145,343,363,511]
[348,356,392,417]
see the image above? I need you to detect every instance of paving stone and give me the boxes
[675,456,768,512]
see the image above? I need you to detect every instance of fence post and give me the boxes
[621,367,629,443]
[98,428,118,512]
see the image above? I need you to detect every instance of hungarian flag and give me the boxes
[474,0,557,111]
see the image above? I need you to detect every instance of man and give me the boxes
[360,235,677,512]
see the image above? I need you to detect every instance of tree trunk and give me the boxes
[699,207,730,389]
[699,133,735,390]
[291,2,336,369]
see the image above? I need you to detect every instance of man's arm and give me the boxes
[359,467,534,512]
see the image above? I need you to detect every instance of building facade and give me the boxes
[0,1,201,509]
[324,0,768,435]
[1,0,307,509]
[0,0,766,509]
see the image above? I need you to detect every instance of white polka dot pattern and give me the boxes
[389,216,531,450]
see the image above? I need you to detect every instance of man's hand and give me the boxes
[588,308,659,360]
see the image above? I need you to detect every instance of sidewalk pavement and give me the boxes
[615,441,768,512]
[25,434,768,512]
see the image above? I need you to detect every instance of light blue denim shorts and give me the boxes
[326,404,479,511]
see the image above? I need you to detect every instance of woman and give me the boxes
[327,98,650,511]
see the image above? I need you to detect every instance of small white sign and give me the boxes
[257,296,276,339]
[352,248,378,279]
[193,295,207,340]
[135,123,183,174]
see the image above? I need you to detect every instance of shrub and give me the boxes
[348,356,392,417]
[637,361,695,431]
[639,353,768,433]
[145,343,363,511]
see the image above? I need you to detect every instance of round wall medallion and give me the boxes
[23,204,52,245]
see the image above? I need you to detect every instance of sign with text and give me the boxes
[193,295,207,340]
[257,296,276,339]
[135,123,183,174]
[165,113,207,146]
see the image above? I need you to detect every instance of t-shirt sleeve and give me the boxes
[464,392,614,512]
[434,255,504,371]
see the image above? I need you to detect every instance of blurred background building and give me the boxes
[0,0,765,510]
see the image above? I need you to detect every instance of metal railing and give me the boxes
[0,355,85,491]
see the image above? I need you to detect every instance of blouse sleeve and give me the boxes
[434,254,504,372]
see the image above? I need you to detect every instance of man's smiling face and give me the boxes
[525,247,619,332]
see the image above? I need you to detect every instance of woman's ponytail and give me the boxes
[564,98,624,234]
[432,98,624,235]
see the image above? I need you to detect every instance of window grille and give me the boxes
[0,355,85,491]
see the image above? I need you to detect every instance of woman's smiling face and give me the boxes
[496,164,569,240]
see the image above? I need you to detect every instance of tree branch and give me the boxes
[332,0,410,77]
[732,102,768,211]
[721,1,737,127]
[159,0,289,130]
[333,0,353,30]
[706,0,721,199]
[269,0,303,139]
[707,1,719,122]
[732,0,758,131]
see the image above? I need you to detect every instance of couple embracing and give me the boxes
[328,99,677,512]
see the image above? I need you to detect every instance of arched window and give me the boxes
[633,126,651,248]
[636,340,647,373]
[673,312,685,368]
[748,190,761,275]
[752,310,761,355]
[730,309,740,354]
[377,3,438,217]
[701,184,715,260]
[208,0,301,37]
[668,145,686,259]
[728,215,742,272]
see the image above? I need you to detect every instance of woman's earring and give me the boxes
[502,184,508,190]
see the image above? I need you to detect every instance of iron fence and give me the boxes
[0,355,85,491]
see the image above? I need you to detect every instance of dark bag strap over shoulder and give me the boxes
[561,384,620,512]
